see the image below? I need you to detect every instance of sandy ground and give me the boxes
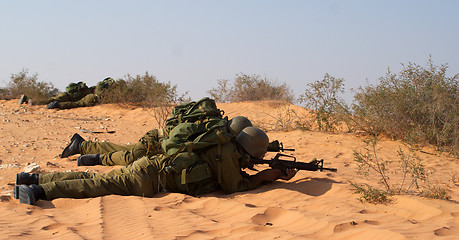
[0,99,458,239]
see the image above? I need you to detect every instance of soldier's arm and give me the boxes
[247,168,296,190]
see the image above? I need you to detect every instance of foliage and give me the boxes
[420,184,451,200]
[350,182,390,204]
[207,73,294,103]
[0,69,58,102]
[351,57,458,156]
[352,136,451,203]
[353,137,393,192]
[256,102,309,131]
[299,73,346,132]
[98,72,186,105]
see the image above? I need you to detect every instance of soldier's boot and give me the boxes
[60,133,85,158]
[16,172,39,185]
[14,173,39,199]
[17,184,46,205]
[46,101,60,109]
[77,154,102,166]
[18,94,28,104]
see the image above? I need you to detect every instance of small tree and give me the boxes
[299,73,345,132]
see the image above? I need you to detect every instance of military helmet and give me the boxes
[228,116,252,136]
[236,126,269,159]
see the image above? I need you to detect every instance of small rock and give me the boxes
[0,164,19,169]
[46,162,60,168]
[23,163,40,173]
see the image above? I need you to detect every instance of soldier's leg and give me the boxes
[33,92,72,105]
[81,141,136,154]
[99,142,148,166]
[39,171,99,184]
[82,129,163,166]
[75,94,99,108]
[53,92,74,102]
[26,156,147,185]
[55,93,97,109]
[57,101,79,109]
[40,156,166,200]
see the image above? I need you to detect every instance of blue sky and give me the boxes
[1,1,458,103]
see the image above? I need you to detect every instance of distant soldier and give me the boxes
[19,77,116,109]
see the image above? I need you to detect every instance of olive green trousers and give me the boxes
[58,94,99,109]
[39,155,166,201]
[80,130,162,166]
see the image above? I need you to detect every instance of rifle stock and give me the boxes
[250,153,337,172]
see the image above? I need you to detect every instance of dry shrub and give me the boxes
[98,72,183,105]
[351,137,451,203]
[0,69,58,102]
[208,73,294,103]
[255,101,311,131]
[299,73,347,132]
[351,57,458,156]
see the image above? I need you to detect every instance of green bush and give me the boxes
[99,72,184,105]
[299,73,346,132]
[350,182,390,204]
[352,57,458,155]
[0,69,58,102]
[208,73,294,103]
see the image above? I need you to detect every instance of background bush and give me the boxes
[351,58,458,155]
[299,73,346,132]
[0,69,58,102]
[208,73,294,103]
[98,72,185,105]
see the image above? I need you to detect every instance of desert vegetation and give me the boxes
[1,57,457,203]
[207,73,294,103]
[0,69,58,103]
[97,72,185,106]
[351,58,458,156]
[350,137,450,203]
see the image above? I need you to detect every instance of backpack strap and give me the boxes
[214,128,228,185]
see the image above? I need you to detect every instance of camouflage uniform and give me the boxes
[33,82,91,105]
[39,142,250,201]
[78,120,242,167]
[35,78,115,109]
[40,155,166,200]
[57,93,99,109]
[80,129,162,166]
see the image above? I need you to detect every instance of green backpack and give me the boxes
[161,117,232,196]
[65,82,90,99]
[164,97,224,135]
[95,77,116,96]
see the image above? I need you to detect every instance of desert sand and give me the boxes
[0,99,457,239]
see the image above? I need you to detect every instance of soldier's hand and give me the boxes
[257,168,296,182]
[278,169,297,181]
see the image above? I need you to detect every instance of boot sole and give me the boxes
[13,185,19,199]
[18,185,36,205]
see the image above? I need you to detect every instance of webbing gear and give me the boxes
[161,118,231,196]
[164,97,224,135]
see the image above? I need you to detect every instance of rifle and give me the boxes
[250,153,337,172]
[267,140,295,152]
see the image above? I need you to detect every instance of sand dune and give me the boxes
[0,99,457,239]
